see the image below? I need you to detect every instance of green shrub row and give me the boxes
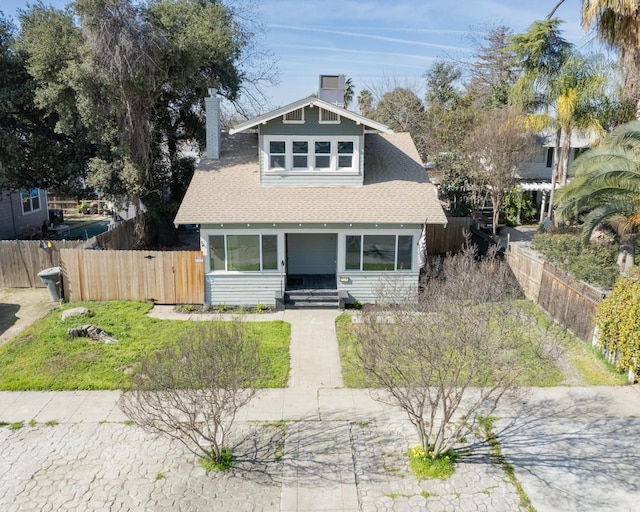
[595,271,640,376]
[531,233,619,288]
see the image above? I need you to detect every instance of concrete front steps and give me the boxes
[285,289,340,309]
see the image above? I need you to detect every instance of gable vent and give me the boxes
[320,108,340,123]
[283,108,304,123]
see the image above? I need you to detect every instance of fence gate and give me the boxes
[60,250,205,304]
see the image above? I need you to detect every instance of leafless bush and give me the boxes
[119,321,262,464]
[356,243,533,457]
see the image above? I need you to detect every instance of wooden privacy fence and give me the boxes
[506,242,604,342]
[537,264,604,342]
[427,217,470,255]
[60,249,205,304]
[0,240,82,288]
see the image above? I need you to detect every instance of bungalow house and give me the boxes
[174,75,447,308]
[0,188,49,240]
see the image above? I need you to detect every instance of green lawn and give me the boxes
[0,301,290,390]
[336,301,627,388]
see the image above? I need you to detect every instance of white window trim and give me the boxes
[20,189,41,215]
[345,234,413,272]
[209,234,279,273]
[264,136,359,173]
[282,108,305,124]
[318,108,341,124]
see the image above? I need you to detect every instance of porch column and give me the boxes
[539,192,547,223]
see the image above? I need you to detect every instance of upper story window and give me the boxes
[546,148,554,168]
[265,136,358,172]
[21,188,41,214]
[283,108,304,124]
[319,108,340,124]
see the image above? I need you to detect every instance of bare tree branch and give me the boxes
[119,320,263,465]
[546,0,567,20]
[355,242,555,458]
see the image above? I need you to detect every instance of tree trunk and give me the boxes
[547,129,561,219]
[617,233,637,274]
[558,128,572,186]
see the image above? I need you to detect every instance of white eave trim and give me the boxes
[229,96,393,135]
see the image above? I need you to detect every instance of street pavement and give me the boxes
[1,307,640,511]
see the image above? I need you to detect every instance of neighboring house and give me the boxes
[518,130,596,219]
[0,188,49,240]
[175,76,447,307]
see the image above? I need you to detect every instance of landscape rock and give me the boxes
[61,307,89,321]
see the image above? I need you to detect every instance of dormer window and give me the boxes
[319,108,340,124]
[283,108,304,124]
[265,136,358,172]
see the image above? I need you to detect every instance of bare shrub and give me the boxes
[355,243,534,458]
[118,321,262,464]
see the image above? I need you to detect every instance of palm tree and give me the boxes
[555,121,640,272]
[550,1,640,117]
[507,20,611,215]
[357,89,373,117]
[581,1,640,119]
[343,77,354,109]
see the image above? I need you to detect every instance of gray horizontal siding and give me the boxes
[337,271,419,303]
[205,273,283,306]
[0,190,48,240]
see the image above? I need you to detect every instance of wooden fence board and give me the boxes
[60,249,204,304]
[427,217,470,255]
[0,240,82,288]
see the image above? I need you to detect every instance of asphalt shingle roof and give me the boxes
[174,132,447,225]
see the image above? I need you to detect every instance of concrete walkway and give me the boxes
[1,306,640,511]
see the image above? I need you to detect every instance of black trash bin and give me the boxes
[38,266,61,301]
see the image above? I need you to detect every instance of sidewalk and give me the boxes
[2,306,640,511]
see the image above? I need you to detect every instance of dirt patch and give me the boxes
[0,288,58,347]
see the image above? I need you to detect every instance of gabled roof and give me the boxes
[175,132,447,226]
[229,96,393,135]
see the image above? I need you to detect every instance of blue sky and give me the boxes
[2,1,600,109]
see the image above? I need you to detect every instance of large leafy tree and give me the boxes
[17,0,267,245]
[0,12,92,193]
[465,25,518,108]
[422,60,476,214]
[371,87,424,134]
[555,121,640,271]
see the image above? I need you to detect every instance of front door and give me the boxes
[285,233,337,289]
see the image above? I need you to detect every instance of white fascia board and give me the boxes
[230,96,393,134]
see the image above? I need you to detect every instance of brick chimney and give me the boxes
[205,88,221,159]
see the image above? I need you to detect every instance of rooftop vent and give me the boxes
[318,74,345,107]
